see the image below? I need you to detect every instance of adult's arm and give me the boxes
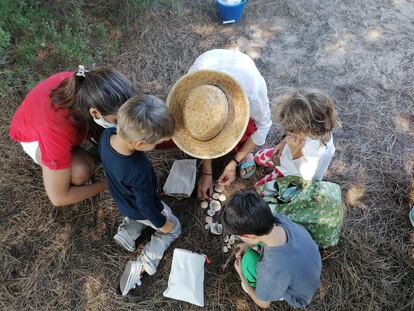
[217,137,257,186]
[249,76,272,147]
[197,159,214,199]
[42,165,107,206]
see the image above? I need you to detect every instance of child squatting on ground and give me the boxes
[255,88,341,186]
[221,190,322,309]
[99,95,181,296]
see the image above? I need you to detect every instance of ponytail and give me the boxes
[49,67,136,140]
[50,73,78,108]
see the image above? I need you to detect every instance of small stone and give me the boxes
[223,246,229,253]
[214,184,224,193]
[207,209,216,217]
[223,235,229,243]
[227,242,232,249]
[210,223,223,235]
[200,201,208,209]
[205,216,213,224]
[218,194,226,202]
[205,223,210,230]
[212,192,220,200]
[229,235,236,244]
[210,200,221,212]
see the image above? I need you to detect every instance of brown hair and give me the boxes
[117,95,175,143]
[50,67,136,140]
[276,88,341,144]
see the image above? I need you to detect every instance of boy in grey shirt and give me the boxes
[222,191,322,308]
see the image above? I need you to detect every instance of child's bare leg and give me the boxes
[71,147,95,186]
[272,153,281,166]
[254,148,277,168]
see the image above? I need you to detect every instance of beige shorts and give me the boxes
[20,141,39,164]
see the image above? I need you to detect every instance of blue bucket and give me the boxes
[216,0,247,24]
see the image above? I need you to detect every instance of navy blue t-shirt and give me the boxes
[99,128,166,228]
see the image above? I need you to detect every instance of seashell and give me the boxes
[223,246,229,253]
[212,192,220,200]
[207,209,216,217]
[200,201,209,209]
[214,184,224,193]
[205,216,213,224]
[218,194,226,202]
[229,235,236,245]
[205,223,211,230]
[210,200,221,212]
[223,235,229,243]
[227,242,232,249]
[210,223,223,235]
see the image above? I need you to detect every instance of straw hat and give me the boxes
[167,70,250,159]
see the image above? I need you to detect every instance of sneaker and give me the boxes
[409,206,414,227]
[120,261,142,296]
[114,227,136,252]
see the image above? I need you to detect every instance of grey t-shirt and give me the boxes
[255,214,322,308]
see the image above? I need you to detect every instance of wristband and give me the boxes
[232,158,240,166]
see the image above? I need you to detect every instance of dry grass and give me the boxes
[1,0,414,310]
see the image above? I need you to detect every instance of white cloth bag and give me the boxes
[163,248,205,307]
[163,159,197,198]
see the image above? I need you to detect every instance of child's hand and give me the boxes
[235,242,249,258]
[159,220,175,233]
[287,135,305,159]
[271,138,287,166]
[273,137,287,157]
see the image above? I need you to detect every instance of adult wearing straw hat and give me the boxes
[167,49,271,199]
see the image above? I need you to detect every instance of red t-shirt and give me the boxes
[10,72,88,170]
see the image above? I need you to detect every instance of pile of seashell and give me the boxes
[200,184,226,236]
[200,184,239,252]
[222,234,238,253]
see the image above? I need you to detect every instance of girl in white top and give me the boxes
[255,89,341,187]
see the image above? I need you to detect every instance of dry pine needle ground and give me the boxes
[1,0,413,310]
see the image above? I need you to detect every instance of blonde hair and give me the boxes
[276,88,341,144]
[117,95,175,143]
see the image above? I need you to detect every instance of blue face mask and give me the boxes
[93,116,116,128]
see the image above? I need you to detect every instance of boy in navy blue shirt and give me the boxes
[99,95,181,296]
[221,191,321,309]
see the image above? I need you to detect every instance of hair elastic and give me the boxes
[76,65,89,77]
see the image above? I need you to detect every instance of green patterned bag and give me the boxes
[256,176,343,248]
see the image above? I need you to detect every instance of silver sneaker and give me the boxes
[120,261,142,296]
[114,227,136,252]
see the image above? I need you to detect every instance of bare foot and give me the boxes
[240,153,255,177]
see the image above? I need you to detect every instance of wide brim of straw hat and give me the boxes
[167,70,250,159]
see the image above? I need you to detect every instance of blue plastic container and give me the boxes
[216,0,247,24]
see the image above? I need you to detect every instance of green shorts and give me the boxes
[241,247,261,288]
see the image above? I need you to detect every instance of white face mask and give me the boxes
[93,116,116,128]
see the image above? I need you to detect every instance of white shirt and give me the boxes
[277,136,335,181]
[188,49,272,146]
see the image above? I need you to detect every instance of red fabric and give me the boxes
[233,119,257,153]
[155,119,257,152]
[155,139,177,149]
[9,71,87,170]
[254,147,284,187]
